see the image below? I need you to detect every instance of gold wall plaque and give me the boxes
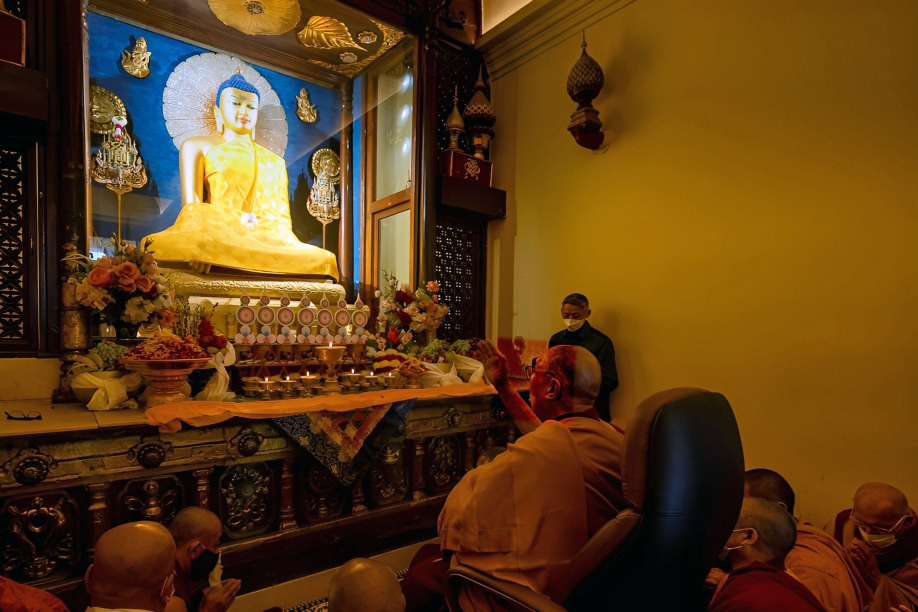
[297,16,365,51]
[90,86,127,135]
[311,148,340,185]
[121,37,151,78]
[207,0,301,36]
[296,88,318,123]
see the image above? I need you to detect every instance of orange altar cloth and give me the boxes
[145,383,498,433]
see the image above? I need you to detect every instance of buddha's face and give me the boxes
[216,87,259,136]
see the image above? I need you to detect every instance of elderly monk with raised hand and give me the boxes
[328,558,406,612]
[165,507,241,612]
[710,497,827,612]
[743,469,868,612]
[831,483,918,611]
[85,521,176,612]
[401,341,625,612]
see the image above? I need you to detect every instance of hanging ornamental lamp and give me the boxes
[566,32,605,150]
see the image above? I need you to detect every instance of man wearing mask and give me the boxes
[548,293,618,421]
[165,507,241,612]
[830,483,918,611]
[710,497,826,612]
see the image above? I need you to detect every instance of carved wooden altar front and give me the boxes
[0,395,515,606]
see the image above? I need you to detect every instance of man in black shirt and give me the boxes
[548,293,618,421]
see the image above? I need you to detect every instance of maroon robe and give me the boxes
[0,577,69,612]
[709,561,828,612]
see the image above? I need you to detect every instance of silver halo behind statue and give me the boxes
[163,53,288,158]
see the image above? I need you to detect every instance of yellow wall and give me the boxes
[487,0,918,527]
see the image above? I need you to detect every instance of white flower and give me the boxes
[122,296,156,324]
[404,304,419,316]
[389,278,397,287]
[399,283,411,293]
[375,290,381,297]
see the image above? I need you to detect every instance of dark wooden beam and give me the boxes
[0,62,48,122]
[338,79,355,297]
[437,175,506,221]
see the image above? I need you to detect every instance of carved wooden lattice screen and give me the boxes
[435,215,485,342]
[0,137,34,352]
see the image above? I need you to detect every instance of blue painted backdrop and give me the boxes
[88,12,344,253]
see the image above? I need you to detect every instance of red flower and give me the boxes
[387,329,400,345]
[395,290,414,304]
[198,319,215,336]
[397,310,413,328]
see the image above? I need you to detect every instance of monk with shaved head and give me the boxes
[85,521,176,612]
[709,498,826,612]
[832,483,918,611]
[164,507,241,612]
[328,558,405,612]
[401,341,625,611]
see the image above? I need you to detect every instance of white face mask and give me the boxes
[563,318,585,332]
[858,526,899,549]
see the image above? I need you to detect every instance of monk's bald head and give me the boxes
[170,506,222,545]
[328,558,405,612]
[736,497,797,563]
[853,483,911,526]
[87,521,176,611]
[744,469,796,515]
[532,346,600,418]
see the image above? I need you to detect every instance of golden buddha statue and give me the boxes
[145,74,339,279]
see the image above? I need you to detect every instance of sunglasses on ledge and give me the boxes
[5,411,42,421]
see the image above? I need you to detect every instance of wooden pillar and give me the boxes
[278,457,298,531]
[416,34,440,285]
[463,431,477,473]
[192,468,212,510]
[338,79,354,297]
[410,437,427,500]
[87,482,111,561]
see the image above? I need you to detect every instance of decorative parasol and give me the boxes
[162,53,288,157]
[207,0,301,36]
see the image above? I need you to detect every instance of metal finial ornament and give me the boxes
[566,31,605,150]
[121,37,151,78]
[296,88,317,123]
[91,116,148,246]
[445,85,465,150]
[462,65,496,159]
[307,149,340,249]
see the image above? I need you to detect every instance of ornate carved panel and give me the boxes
[435,43,482,154]
[0,493,79,583]
[426,435,460,493]
[435,215,485,341]
[1,448,58,487]
[300,462,346,524]
[0,139,32,348]
[219,463,275,540]
[368,444,408,507]
[116,476,183,525]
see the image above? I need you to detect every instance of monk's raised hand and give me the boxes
[480,340,509,387]
[199,579,242,612]
[848,539,882,589]
[704,567,726,587]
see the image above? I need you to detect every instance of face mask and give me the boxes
[208,552,224,588]
[718,528,749,562]
[563,318,585,332]
[858,526,898,549]
[189,547,220,582]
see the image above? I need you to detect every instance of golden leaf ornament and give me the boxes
[207,0,301,36]
[297,16,366,51]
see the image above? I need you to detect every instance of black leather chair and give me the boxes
[444,388,745,611]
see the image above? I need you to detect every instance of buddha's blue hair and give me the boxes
[216,74,260,107]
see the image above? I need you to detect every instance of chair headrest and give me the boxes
[622,387,728,510]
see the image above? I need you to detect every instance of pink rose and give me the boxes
[95,256,116,270]
[134,275,154,294]
[114,262,140,281]
[119,278,137,293]
[87,267,114,288]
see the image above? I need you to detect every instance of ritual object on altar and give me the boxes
[314,342,346,394]
[371,271,449,355]
[91,116,148,246]
[462,66,496,160]
[151,62,338,277]
[63,237,174,337]
[398,357,427,390]
[121,334,211,408]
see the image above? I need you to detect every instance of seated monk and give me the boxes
[831,483,918,611]
[328,558,406,612]
[743,469,869,612]
[85,521,176,612]
[0,576,69,612]
[401,341,625,611]
[165,507,241,612]
[145,73,338,278]
[710,497,827,612]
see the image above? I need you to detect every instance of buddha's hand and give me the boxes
[198,579,242,612]
[479,340,509,388]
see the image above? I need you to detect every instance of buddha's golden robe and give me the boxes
[146,138,339,278]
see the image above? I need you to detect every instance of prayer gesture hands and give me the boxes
[847,538,882,589]
[199,579,242,612]
[479,340,509,387]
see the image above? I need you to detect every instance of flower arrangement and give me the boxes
[372,270,449,354]
[63,238,174,332]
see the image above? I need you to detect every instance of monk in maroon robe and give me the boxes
[710,497,827,612]
[0,576,69,612]
[401,342,624,612]
[831,483,918,612]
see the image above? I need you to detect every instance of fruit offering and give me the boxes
[121,333,209,361]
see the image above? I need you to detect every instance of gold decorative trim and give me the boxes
[308,20,405,78]
[121,37,151,79]
[207,0,301,36]
[297,16,365,51]
[167,270,346,301]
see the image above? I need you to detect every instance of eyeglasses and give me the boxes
[5,411,42,421]
[524,366,560,379]
[848,511,909,535]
